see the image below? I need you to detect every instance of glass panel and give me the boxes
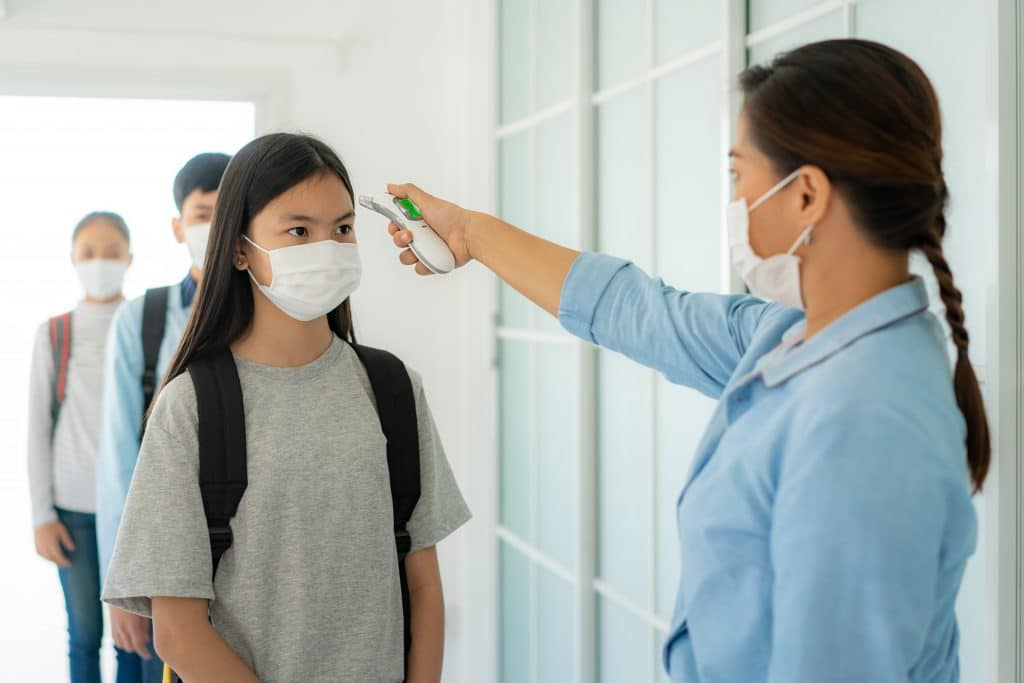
[855,0,987,366]
[537,343,579,570]
[596,0,649,90]
[597,87,653,270]
[537,570,575,683]
[655,55,723,292]
[655,378,716,619]
[854,6,989,681]
[655,0,722,65]
[537,0,573,109]
[500,340,532,538]
[598,350,653,605]
[747,11,845,66]
[599,595,655,682]
[499,0,530,124]
[500,542,532,683]
[500,130,534,328]
[749,0,829,32]
[536,111,576,332]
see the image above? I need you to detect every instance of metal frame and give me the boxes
[993,1,1024,680]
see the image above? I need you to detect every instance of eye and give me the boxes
[336,225,353,236]
[729,168,739,182]
[288,227,308,237]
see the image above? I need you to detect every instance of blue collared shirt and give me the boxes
[96,275,196,581]
[559,253,976,682]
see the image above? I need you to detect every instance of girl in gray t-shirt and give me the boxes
[102,134,470,683]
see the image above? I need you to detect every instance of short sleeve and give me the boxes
[404,370,471,554]
[101,374,215,617]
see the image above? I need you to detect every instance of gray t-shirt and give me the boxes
[102,338,470,682]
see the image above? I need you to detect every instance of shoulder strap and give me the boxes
[141,286,170,415]
[349,343,421,669]
[48,312,72,428]
[187,351,248,579]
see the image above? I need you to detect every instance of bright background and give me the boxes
[0,1,1020,682]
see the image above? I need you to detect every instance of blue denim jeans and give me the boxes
[55,507,163,683]
[55,508,103,683]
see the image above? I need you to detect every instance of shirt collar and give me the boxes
[180,272,198,308]
[761,277,930,388]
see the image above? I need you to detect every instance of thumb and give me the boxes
[58,525,76,553]
[387,183,432,206]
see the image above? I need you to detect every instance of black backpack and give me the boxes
[178,343,421,680]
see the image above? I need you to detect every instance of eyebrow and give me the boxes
[189,203,214,212]
[280,211,355,223]
[728,149,741,158]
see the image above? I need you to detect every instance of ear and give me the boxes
[234,240,249,271]
[172,216,184,244]
[796,165,832,227]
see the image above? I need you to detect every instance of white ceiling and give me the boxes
[0,0,404,42]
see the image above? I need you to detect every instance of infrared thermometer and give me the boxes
[358,193,456,274]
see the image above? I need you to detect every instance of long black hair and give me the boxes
[159,133,356,396]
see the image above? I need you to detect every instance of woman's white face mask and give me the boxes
[243,236,361,322]
[727,169,813,310]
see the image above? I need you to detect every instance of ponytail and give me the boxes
[919,222,991,492]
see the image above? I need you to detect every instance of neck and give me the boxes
[231,284,335,367]
[84,293,124,305]
[802,244,909,339]
[190,265,203,284]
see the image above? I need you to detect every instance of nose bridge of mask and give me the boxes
[244,235,358,283]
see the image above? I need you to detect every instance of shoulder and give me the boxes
[110,293,147,332]
[147,371,199,438]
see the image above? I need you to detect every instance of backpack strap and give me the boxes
[48,312,72,430]
[187,351,248,579]
[349,343,422,671]
[141,286,169,419]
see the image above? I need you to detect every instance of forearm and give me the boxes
[27,436,56,528]
[406,580,445,683]
[27,342,57,528]
[465,211,580,319]
[153,603,260,683]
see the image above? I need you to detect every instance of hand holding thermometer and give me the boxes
[359,193,456,274]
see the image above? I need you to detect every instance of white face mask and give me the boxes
[76,259,127,299]
[727,169,813,310]
[184,222,211,270]
[243,236,361,322]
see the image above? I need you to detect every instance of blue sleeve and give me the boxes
[767,406,955,682]
[557,252,772,398]
[95,300,145,582]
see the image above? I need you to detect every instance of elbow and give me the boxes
[153,616,192,665]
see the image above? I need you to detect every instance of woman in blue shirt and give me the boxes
[387,39,988,681]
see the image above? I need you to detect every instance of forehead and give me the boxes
[181,188,218,212]
[262,173,353,215]
[74,219,126,244]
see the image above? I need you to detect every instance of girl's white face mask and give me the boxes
[727,169,813,310]
[243,236,361,322]
[184,222,211,270]
[76,259,127,299]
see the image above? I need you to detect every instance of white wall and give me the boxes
[0,2,498,681]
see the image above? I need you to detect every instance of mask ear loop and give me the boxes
[241,235,274,286]
[748,169,802,213]
[787,224,814,255]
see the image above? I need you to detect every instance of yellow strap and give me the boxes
[163,664,172,683]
